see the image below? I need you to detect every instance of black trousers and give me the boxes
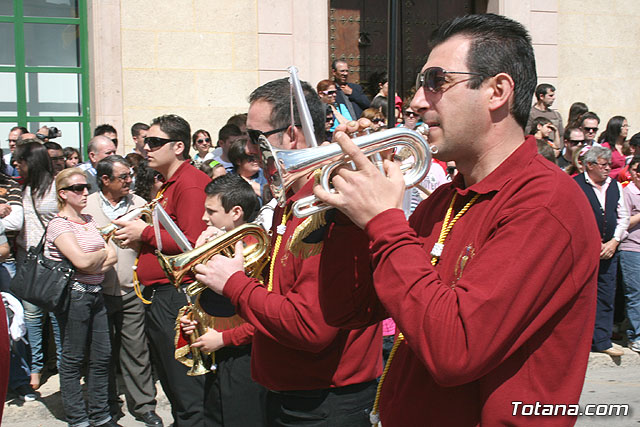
[143,285,205,426]
[204,344,267,426]
[266,380,376,427]
[104,290,157,417]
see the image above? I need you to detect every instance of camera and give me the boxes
[35,126,62,141]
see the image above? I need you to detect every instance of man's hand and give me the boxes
[112,218,149,248]
[313,121,406,229]
[600,239,619,260]
[191,329,225,353]
[0,204,11,218]
[340,83,353,96]
[196,226,225,248]
[194,241,245,295]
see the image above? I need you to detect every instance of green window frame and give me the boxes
[0,0,91,149]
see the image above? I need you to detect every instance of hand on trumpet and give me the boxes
[195,226,226,248]
[112,218,149,248]
[313,119,405,229]
[179,315,225,353]
[194,240,245,295]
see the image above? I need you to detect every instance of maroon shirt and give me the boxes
[137,161,210,286]
[223,180,382,391]
[320,139,600,426]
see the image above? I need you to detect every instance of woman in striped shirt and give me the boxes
[45,168,117,427]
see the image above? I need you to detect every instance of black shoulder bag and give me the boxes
[9,195,74,313]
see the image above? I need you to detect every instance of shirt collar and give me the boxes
[98,191,130,208]
[583,171,611,187]
[452,135,538,196]
[162,160,189,188]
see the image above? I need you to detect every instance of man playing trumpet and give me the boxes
[194,78,382,426]
[313,14,599,426]
[179,173,266,426]
[82,155,162,426]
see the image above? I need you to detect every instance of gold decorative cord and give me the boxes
[267,207,292,292]
[370,192,480,425]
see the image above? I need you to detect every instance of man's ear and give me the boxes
[486,72,515,113]
[288,126,308,150]
[88,151,97,163]
[172,141,185,158]
[100,174,110,187]
[230,205,244,223]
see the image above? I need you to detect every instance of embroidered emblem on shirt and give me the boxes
[453,244,475,286]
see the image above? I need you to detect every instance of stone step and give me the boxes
[588,347,640,368]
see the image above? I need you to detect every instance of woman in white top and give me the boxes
[14,140,60,390]
[191,129,215,167]
[46,167,117,427]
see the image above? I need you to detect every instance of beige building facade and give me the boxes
[76,0,640,151]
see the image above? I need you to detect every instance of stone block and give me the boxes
[258,0,292,34]
[233,33,258,70]
[121,30,157,69]
[194,70,256,108]
[258,34,293,70]
[530,11,558,45]
[533,44,558,78]
[193,0,256,34]
[122,69,196,108]
[259,70,288,85]
[121,0,194,32]
[531,0,557,12]
[157,32,234,70]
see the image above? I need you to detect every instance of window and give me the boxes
[0,0,90,154]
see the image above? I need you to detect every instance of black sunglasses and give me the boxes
[321,90,337,96]
[416,66,484,93]
[196,138,211,144]
[583,127,599,133]
[61,183,90,193]
[404,111,419,118]
[568,139,585,145]
[144,136,174,150]
[247,127,290,145]
[372,118,384,124]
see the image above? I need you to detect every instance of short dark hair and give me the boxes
[10,126,27,134]
[580,111,600,125]
[226,113,247,130]
[131,122,149,137]
[204,174,258,222]
[63,146,81,163]
[563,126,582,141]
[96,154,130,190]
[227,137,251,169]
[150,114,191,160]
[218,124,242,142]
[628,154,640,170]
[192,129,211,149]
[94,124,117,137]
[248,78,325,143]
[527,116,552,135]
[429,13,537,130]
[331,59,347,71]
[535,83,555,100]
[629,132,640,148]
[44,141,63,151]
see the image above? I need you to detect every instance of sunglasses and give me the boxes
[247,127,290,145]
[568,139,585,146]
[321,90,337,96]
[404,111,419,118]
[583,127,598,133]
[144,136,174,150]
[372,118,384,124]
[326,115,335,123]
[61,183,90,193]
[416,66,483,93]
[196,138,211,144]
[111,138,118,144]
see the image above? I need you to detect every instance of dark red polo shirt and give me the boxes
[224,180,382,391]
[320,138,600,426]
[137,160,210,287]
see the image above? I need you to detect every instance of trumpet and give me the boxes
[156,223,270,298]
[100,196,163,247]
[256,126,431,218]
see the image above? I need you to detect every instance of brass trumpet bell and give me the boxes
[157,223,270,297]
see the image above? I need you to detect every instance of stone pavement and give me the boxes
[3,349,640,426]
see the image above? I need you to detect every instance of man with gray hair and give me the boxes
[82,155,162,426]
[79,135,117,194]
[574,146,629,357]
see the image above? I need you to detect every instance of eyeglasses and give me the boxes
[595,161,611,168]
[144,136,174,150]
[372,118,384,124]
[567,139,585,146]
[111,138,118,145]
[6,139,17,143]
[247,127,290,145]
[583,127,598,133]
[321,90,337,96]
[115,172,134,181]
[196,138,211,144]
[244,155,258,162]
[326,115,335,123]
[61,183,90,193]
[404,111,419,118]
[416,66,484,93]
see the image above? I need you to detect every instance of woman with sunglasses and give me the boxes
[598,116,630,179]
[191,129,214,167]
[317,79,351,137]
[361,107,386,132]
[45,168,117,427]
[13,140,62,391]
[228,138,267,205]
